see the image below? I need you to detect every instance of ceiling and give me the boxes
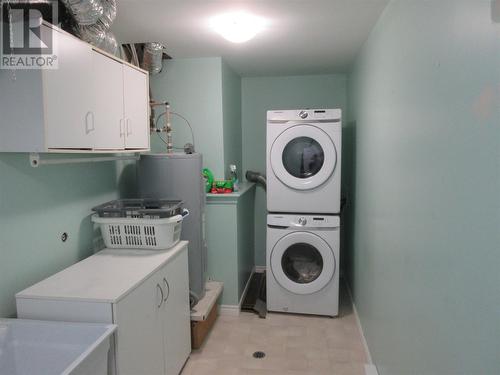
[113,0,388,76]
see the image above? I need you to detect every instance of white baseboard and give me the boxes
[345,281,374,365]
[239,267,256,307]
[254,265,266,273]
[349,288,379,375]
[219,267,257,316]
[365,364,379,375]
[218,304,241,316]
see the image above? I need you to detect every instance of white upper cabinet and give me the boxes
[123,65,150,149]
[0,22,150,153]
[44,28,94,150]
[92,50,126,150]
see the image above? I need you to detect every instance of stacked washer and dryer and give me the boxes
[266,109,342,317]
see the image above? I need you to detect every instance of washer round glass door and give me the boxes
[271,125,337,190]
[270,232,336,295]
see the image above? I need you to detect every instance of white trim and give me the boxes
[254,266,266,273]
[239,268,255,307]
[218,304,240,316]
[365,364,379,375]
[218,267,256,316]
[345,281,374,365]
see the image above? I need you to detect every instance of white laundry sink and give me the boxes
[0,319,116,375]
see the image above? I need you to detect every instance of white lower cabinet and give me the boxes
[114,267,165,375]
[113,251,191,375]
[162,255,193,375]
[16,242,191,375]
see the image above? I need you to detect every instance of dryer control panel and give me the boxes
[267,214,340,228]
[267,109,341,123]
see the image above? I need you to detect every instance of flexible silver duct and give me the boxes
[76,23,118,55]
[141,42,164,74]
[62,0,118,55]
[60,0,104,25]
[97,0,116,29]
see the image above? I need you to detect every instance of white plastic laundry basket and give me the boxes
[91,211,187,250]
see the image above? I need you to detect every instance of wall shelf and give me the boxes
[29,153,140,168]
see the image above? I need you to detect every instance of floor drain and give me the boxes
[253,351,266,359]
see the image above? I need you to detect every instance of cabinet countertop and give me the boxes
[16,241,188,304]
[206,182,256,203]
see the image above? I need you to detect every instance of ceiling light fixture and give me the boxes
[210,11,266,43]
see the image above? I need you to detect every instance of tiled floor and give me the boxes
[182,283,368,375]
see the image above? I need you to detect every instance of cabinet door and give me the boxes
[114,272,165,375]
[43,28,94,149]
[162,250,191,375]
[123,65,149,149]
[91,51,125,150]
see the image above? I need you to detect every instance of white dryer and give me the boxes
[266,214,339,317]
[266,109,341,213]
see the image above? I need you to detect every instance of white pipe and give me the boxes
[29,153,140,168]
[165,104,173,153]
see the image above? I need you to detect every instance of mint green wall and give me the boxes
[150,57,225,177]
[205,184,255,306]
[150,57,250,306]
[236,187,255,299]
[347,1,500,374]
[0,154,121,318]
[242,75,347,265]
[222,61,243,179]
[205,203,239,305]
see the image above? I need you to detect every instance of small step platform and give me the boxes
[190,281,223,349]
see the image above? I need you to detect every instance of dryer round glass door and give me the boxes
[270,231,336,295]
[270,125,337,190]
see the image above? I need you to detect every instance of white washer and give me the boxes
[267,109,342,214]
[266,214,339,317]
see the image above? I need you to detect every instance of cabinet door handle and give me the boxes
[156,283,164,308]
[85,111,94,134]
[119,119,125,138]
[90,112,95,132]
[126,118,132,136]
[163,277,170,303]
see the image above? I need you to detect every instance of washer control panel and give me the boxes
[268,214,340,228]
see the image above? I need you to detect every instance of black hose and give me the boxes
[246,170,267,191]
[189,290,200,309]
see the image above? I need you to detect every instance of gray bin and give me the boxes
[92,199,183,218]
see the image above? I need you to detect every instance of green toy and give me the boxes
[214,180,233,189]
[202,168,214,193]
